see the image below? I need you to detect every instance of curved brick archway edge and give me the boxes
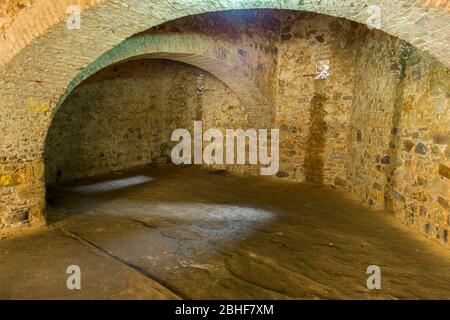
[54,33,273,131]
[1,0,449,68]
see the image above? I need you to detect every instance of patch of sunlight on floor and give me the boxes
[88,201,276,238]
[96,202,275,222]
[66,176,153,194]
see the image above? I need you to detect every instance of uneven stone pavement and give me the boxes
[1,166,449,299]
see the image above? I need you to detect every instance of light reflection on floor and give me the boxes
[82,201,276,240]
[65,175,153,194]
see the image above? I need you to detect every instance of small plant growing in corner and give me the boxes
[152,143,171,164]
[159,143,169,157]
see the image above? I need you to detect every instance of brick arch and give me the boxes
[1,0,448,68]
[56,33,273,130]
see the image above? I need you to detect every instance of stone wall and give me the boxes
[45,58,247,185]
[348,27,450,246]
[0,160,44,233]
[395,50,449,245]
[199,66,251,175]
[348,29,403,210]
[150,11,360,185]
[46,11,360,186]
[275,12,357,185]
[45,59,198,184]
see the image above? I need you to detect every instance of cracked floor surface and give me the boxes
[1,165,450,299]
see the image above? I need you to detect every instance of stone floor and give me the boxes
[1,165,449,300]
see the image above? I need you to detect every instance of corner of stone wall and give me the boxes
[0,160,46,235]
